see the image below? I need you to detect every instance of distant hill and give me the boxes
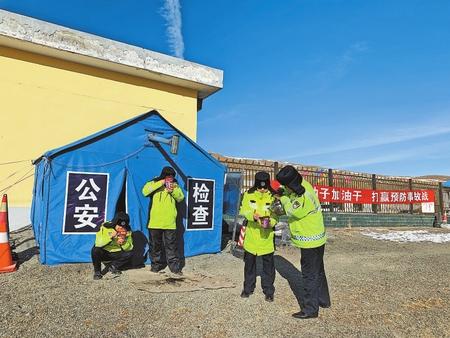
[414,175,450,182]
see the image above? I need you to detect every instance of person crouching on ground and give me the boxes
[91,211,134,280]
[239,171,278,302]
[276,165,331,319]
[142,166,184,275]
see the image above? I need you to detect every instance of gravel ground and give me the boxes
[1,226,450,338]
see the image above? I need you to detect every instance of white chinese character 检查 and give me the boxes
[192,205,209,225]
[73,204,99,229]
[75,178,101,201]
[193,183,210,203]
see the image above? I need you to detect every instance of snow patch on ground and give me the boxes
[362,230,450,243]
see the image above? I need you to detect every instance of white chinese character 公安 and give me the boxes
[75,178,101,201]
[73,204,99,229]
[193,183,210,203]
[192,205,209,225]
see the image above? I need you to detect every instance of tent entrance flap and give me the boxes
[115,171,127,214]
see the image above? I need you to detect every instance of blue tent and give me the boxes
[444,181,450,188]
[31,111,226,265]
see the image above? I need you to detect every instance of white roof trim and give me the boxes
[0,10,223,99]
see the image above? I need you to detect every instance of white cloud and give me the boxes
[316,41,369,86]
[326,138,450,169]
[160,0,185,58]
[280,118,450,160]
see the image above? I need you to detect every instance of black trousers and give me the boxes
[300,244,331,314]
[91,246,133,273]
[149,229,180,273]
[243,251,275,296]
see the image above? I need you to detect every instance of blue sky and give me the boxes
[2,0,450,177]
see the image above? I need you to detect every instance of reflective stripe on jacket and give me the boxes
[142,179,184,230]
[280,180,326,249]
[239,190,278,255]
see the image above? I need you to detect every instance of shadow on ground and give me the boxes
[274,254,304,308]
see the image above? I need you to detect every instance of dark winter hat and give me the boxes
[276,165,305,196]
[160,166,176,178]
[111,211,130,229]
[255,171,270,189]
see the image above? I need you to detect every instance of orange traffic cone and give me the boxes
[0,194,16,273]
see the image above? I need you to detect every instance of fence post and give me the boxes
[439,182,444,222]
[274,161,279,176]
[372,174,377,213]
[328,169,334,212]
[409,179,413,214]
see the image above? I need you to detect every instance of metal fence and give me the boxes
[211,153,443,216]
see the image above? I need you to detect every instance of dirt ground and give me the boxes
[1,227,449,337]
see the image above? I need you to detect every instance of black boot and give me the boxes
[265,294,274,302]
[240,290,252,298]
[292,311,318,319]
[93,271,103,280]
[108,265,122,275]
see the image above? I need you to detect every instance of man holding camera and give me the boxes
[276,165,331,319]
[142,166,184,275]
[91,211,134,280]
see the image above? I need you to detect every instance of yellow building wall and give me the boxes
[0,46,198,208]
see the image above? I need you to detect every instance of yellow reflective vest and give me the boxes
[239,190,278,256]
[142,179,185,230]
[280,179,326,249]
[94,223,133,253]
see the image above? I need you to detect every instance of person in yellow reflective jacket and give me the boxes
[142,166,184,275]
[276,165,331,319]
[91,211,134,280]
[239,171,278,302]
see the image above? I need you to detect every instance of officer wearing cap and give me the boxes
[91,211,134,280]
[239,171,278,302]
[276,165,331,319]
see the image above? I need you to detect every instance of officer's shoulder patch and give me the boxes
[292,201,301,209]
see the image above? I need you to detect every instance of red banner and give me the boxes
[313,185,435,204]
